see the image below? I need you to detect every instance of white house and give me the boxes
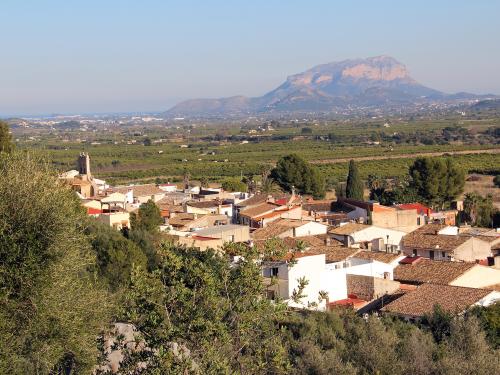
[329,223,407,251]
[262,253,336,310]
[262,249,405,311]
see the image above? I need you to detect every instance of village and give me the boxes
[63,152,500,321]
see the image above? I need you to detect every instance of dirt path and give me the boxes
[310,148,500,165]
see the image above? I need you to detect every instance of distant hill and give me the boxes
[470,99,500,111]
[164,56,496,117]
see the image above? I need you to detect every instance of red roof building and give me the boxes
[397,203,432,216]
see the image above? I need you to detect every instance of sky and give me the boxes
[1,0,500,116]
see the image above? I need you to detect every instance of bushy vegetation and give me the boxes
[0,152,111,374]
[221,177,248,192]
[1,142,499,373]
[0,120,14,154]
[462,192,495,227]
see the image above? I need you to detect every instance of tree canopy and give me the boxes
[221,178,247,192]
[346,159,364,200]
[409,157,465,208]
[86,220,148,291]
[130,199,163,232]
[463,192,495,227]
[0,152,111,374]
[121,243,289,373]
[270,154,325,198]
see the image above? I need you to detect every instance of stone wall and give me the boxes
[347,274,400,301]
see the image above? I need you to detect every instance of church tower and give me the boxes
[77,152,91,178]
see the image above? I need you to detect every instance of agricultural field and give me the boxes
[14,115,500,186]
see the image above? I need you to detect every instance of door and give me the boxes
[429,250,435,260]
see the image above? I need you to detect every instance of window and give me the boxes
[266,290,276,300]
[417,217,421,225]
[441,251,446,258]
[412,249,418,256]
[271,267,279,277]
[429,250,435,260]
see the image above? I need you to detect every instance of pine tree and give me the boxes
[346,160,364,200]
[409,157,465,208]
[270,154,325,198]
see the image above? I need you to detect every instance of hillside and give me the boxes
[164,56,493,117]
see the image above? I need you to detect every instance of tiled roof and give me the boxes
[270,245,358,262]
[252,219,318,240]
[240,202,280,219]
[413,223,448,235]
[394,258,476,285]
[485,283,500,291]
[396,203,432,215]
[286,245,360,262]
[329,223,369,235]
[252,223,292,240]
[237,194,268,208]
[273,218,312,228]
[186,200,222,209]
[155,196,175,208]
[402,225,470,252]
[303,200,334,212]
[381,283,491,317]
[321,247,360,263]
[352,251,403,264]
[115,184,164,197]
[282,235,329,248]
[170,214,228,229]
[459,228,500,243]
[168,213,197,227]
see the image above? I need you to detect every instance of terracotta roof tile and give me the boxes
[282,235,330,248]
[403,225,470,252]
[252,224,292,240]
[237,194,268,208]
[186,200,222,209]
[394,259,476,285]
[329,223,369,235]
[303,200,334,212]
[115,184,164,197]
[240,202,280,219]
[381,283,491,317]
[352,250,403,264]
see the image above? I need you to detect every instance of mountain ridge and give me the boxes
[164,56,495,117]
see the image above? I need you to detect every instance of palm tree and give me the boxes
[463,192,480,224]
[260,176,281,194]
[294,240,307,253]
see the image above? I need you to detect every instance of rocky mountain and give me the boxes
[164,56,493,117]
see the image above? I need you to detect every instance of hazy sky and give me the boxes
[1,0,499,116]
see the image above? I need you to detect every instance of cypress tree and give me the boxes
[346,159,364,200]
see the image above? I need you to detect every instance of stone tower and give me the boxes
[77,152,91,177]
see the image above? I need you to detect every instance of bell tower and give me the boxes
[77,152,91,178]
